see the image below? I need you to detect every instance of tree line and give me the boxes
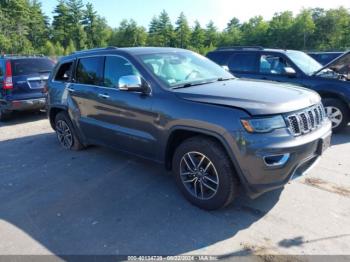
[0,0,350,57]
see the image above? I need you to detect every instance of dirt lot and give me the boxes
[0,112,349,257]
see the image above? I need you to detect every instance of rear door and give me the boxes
[68,56,105,143]
[11,58,55,100]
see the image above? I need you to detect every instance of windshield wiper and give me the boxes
[217,77,235,81]
[172,80,217,89]
[172,77,234,90]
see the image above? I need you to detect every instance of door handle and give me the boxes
[66,87,75,92]
[98,93,110,99]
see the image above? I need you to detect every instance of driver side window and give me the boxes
[260,55,292,75]
[104,56,140,88]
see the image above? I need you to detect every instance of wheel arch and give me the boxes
[48,105,68,130]
[319,91,350,111]
[164,126,244,185]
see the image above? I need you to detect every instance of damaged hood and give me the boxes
[314,51,350,76]
[174,79,321,116]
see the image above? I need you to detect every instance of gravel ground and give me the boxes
[0,112,349,258]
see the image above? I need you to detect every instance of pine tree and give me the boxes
[190,20,205,50]
[175,12,191,48]
[52,0,70,48]
[205,21,218,47]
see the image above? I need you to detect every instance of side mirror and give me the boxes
[118,75,150,93]
[222,65,229,71]
[284,67,297,77]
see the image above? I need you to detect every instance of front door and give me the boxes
[92,55,157,159]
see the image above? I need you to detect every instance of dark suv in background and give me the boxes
[47,47,331,210]
[207,47,350,132]
[0,55,55,121]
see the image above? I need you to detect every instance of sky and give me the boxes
[41,0,350,30]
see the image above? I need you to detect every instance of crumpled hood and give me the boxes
[174,79,321,115]
[314,51,350,76]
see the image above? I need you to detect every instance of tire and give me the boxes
[323,98,349,133]
[172,136,238,210]
[0,109,11,122]
[54,111,84,151]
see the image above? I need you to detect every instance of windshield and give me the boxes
[138,51,234,88]
[286,51,322,75]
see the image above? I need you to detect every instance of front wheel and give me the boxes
[323,98,349,132]
[172,137,238,210]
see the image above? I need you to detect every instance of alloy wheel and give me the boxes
[179,151,219,200]
[56,120,73,149]
[325,106,343,128]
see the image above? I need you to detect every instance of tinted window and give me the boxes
[104,56,140,88]
[259,54,292,74]
[228,53,257,72]
[206,52,230,65]
[11,58,55,76]
[76,57,104,85]
[55,61,73,82]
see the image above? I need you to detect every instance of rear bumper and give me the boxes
[0,98,46,111]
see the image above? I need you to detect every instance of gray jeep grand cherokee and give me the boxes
[47,47,332,210]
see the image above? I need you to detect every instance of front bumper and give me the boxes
[224,119,332,198]
[0,98,46,111]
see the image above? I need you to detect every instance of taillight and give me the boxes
[3,60,13,90]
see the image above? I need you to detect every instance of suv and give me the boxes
[47,47,332,210]
[207,47,350,132]
[0,55,55,121]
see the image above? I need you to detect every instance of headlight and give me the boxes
[241,115,286,133]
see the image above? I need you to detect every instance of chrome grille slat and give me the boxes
[286,103,326,136]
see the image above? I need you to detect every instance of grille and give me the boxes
[286,104,326,136]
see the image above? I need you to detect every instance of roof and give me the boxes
[62,47,190,61]
[211,47,299,54]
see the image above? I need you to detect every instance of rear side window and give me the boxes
[228,53,257,72]
[11,58,55,76]
[206,52,230,65]
[76,57,104,86]
[55,61,74,82]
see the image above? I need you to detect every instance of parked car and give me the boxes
[207,47,350,132]
[47,47,332,210]
[0,55,55,121]
[308,52,343,65]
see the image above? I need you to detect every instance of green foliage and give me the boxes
[110,19,147,47]
[1,3,350,56]
[175,12,191,48]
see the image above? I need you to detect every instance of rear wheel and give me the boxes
[0,109,11,122]
[54,112,84,151]
[323,98,349,132]
[172,136,238,210]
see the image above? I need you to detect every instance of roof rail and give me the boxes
[0,54,45,58]
[216,46,264,51]
[72,46,118,55]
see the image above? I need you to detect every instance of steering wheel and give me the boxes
[185,70,201,80]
